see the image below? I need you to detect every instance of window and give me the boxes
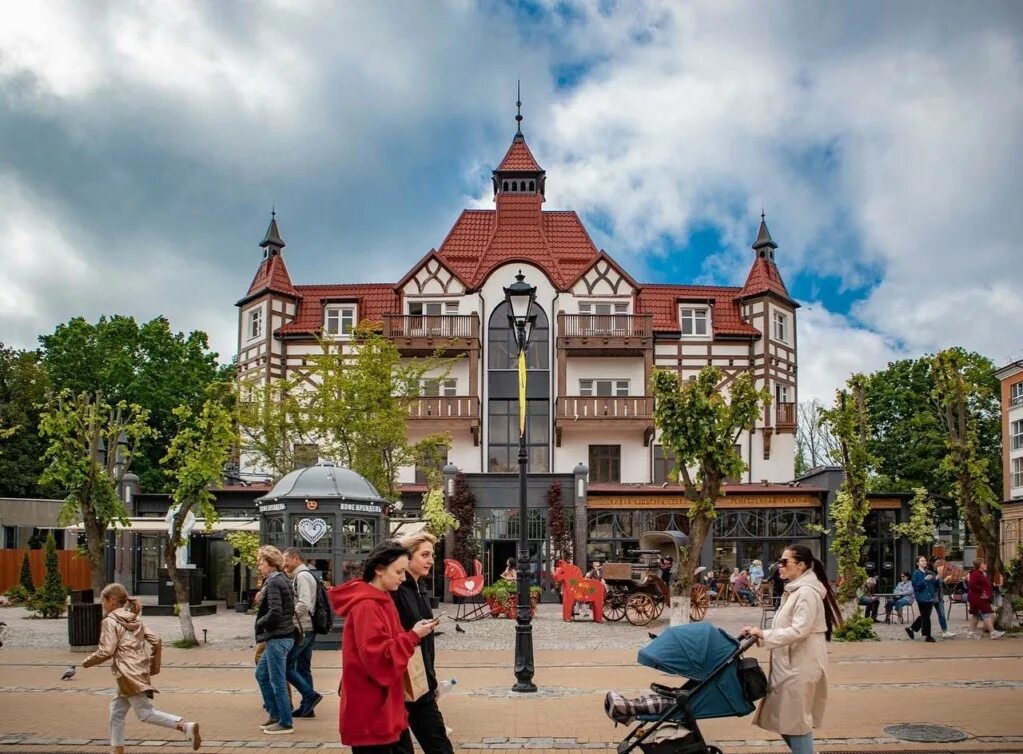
[293,443,319,469]
[1012,382,1023,407]
[1013,420,1023,451]
[680,307,709,337]
[579,301,629,335]
[773,311,788,342]
[247,308,263,340]
[653,446,676,485]
[776,384,791,404]
[324,305,355,337]
[488,399,550,472]
[408,301,458,316]
[421,378,457,397]
[589,445,621,483]
[1014,458,1023,489]
[488,301,549,370]
[579,302,629,315]
[579,379,629,397]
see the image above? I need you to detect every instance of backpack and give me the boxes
[737,657,769,702]
[302,569,333,635]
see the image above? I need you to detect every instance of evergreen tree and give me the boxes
[19,548,34,592]
[29,533,68,618]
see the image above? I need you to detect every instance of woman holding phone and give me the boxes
[392,532,454,754]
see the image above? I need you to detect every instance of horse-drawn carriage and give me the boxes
[601,531,711,626]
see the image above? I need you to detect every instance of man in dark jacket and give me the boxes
[254,545,298,734]
[392,532,454,754]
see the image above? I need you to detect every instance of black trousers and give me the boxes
[910,600,934,638]
[352,729,413,754]
[407,695,455,754]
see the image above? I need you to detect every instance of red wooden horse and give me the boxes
[552,560,605,622]
[443,559,487,621]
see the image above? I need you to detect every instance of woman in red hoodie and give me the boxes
[329,541,437,754]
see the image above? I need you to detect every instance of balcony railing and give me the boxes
[407,396,480,420]
[555,396,654,420]
[775,402,796,428]
[382,315,479,341]
[559,314,653,338]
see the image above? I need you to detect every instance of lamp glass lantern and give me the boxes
[504,270,537,350]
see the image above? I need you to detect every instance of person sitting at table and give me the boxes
[699,569,719,599]
[885,572,914,622]
[857,574,881,622]
[734,569,757,606]
[500,558,517,581]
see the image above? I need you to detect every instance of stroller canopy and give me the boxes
[638,622,754,719]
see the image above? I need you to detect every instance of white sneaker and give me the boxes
[990,630,1005,640]
[965,631,980,639]
[183,722,201,750]
[941,631,957,638]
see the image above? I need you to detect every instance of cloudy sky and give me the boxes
[2,1,1021,402]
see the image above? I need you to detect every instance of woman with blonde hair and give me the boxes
[392,531,454,754]
[82,583,201,753]
[254,545,298,734]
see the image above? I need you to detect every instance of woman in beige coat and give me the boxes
[742,545,842,754]
[82,583,202,753]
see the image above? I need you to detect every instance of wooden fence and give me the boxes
[0,549,92,594]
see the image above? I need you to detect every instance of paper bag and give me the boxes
[403,646,429,702]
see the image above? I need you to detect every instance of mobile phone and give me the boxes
[432,612,446,622]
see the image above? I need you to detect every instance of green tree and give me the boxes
[161,391,237,645]
[236,375,314,482]
[0,345,49,497]
[28,532,68,618]
[821,375,872,607]
[421,488,458,538]
[652,366,769,624]
[38,390,154,593]
[546,481,572,565]
[892,487,936,547]
[39,315,222,491]
[19,548,35,592]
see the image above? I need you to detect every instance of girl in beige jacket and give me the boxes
[742,545,842,754]
[82,583,202,753]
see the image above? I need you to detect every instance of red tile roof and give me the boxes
[497,138,542,172]
[240,253,299,304]
[636,285,760,337]
[276,283,399,336]
[738,255,794,303]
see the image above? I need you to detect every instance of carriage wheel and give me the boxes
[690,585,710,622]
[603,595,626,622]
[625,593,657,626]
[651,596,665,619]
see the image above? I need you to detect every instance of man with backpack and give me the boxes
[282,548,324,718]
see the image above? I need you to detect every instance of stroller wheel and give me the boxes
[706,747,723,754]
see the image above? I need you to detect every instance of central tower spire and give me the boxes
[515,80,523,139]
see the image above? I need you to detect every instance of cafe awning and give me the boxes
[66,517,260,533]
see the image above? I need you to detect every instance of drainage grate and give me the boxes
[883,723,970,743]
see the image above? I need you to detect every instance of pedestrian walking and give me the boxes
[283,547,323,718]
[931,557,956,638]
[906,555,937,642]
[741,544,842,754]
[329,540,438,754]
[82,583,201,753]
[966,559,1005,640]
[254,545,298,734]
[393,532,455,754]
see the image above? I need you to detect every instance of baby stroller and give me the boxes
[604,623,767,754]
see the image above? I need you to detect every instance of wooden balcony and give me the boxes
[775,402,796,432]
[382,314,480,355]
[556,313,653,356]
[407,396,480,445]
[554,395,655,446]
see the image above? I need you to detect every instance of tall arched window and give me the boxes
[487,300,550,472]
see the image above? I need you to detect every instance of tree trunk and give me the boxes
[85,517,108,595]
[670,513,711,626]
[994,601,1017,631]
[164,536,197,645]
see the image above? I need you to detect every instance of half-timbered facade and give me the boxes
[235,120,799,491]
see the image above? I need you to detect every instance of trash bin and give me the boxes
[70,589,94,604]
[68,602,104,653]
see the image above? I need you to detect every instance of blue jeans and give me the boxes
[286,631,318,708]
[782,732,815,754]
[256,636,294,726]
[934,598,948,632]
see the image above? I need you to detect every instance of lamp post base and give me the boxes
[512,621,537,693]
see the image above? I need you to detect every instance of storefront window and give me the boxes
[341,517,376,553]
[264,515,286,548]
[139,535,163,580]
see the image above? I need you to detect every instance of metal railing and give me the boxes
[558,314,652,338]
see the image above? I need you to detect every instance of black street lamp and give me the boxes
[504,270,537,693]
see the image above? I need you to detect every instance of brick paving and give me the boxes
[0,604,1019,753]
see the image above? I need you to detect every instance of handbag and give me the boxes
[403,647,429,702]
[737,657,769,702]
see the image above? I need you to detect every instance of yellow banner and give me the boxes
[518,349,527,435]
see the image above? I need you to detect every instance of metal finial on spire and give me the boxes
[271,204,276,219]
[515,79,523,135]
[761,208,765,221]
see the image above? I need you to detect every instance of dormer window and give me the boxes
[247,308,263,340]
[680,306,710,338]
[324,305,355,337]
[773,311,788,342]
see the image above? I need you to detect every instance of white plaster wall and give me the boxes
[554,429,649,483]
[449,442,481,473]
[401,358,471,390]
[563,357,645,395]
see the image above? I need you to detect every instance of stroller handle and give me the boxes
[737,634,760,653]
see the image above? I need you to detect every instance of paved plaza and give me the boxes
[0,603,1020,754]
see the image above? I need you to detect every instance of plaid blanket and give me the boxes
[604,690,675,725]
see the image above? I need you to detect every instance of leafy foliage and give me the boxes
[236,376,314,482]
[28,533,68,618]
[38,390,154,592]
[652,366,769,623]
[821,375,872,606]
[448,472,480,568]
[39,315,223,491]
[421,488,458,538]
[891,487,936,546]
[226,531,261,569]
[0,345,49,497]
[547,481,572,564]
[931,348,1002,574]
[19,548,35,592]
[832,613,878,642]
[5,584,33,605]
[795,398,840,476]
[410,434,452,490]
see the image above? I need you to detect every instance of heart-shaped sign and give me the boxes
[298,517,327,546]
[463,579,476,592]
